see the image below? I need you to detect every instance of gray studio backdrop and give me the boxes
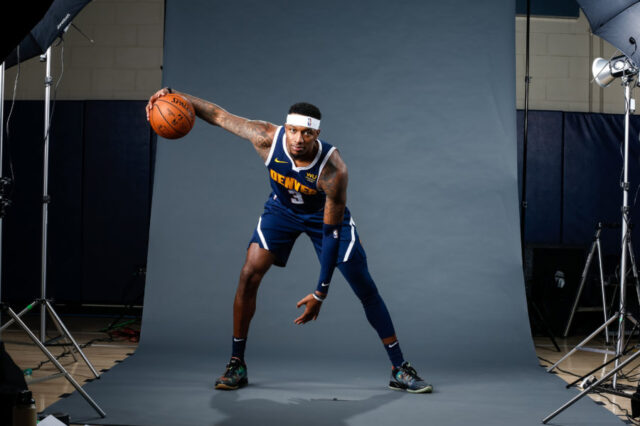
[44,1,624,424]
[143,0,529,371]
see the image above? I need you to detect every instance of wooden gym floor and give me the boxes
[2,313,139,424]
[2,314,640,425]
[535,335,640,424]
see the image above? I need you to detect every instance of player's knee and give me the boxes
[238,264,265,293]
[359,290,382,307]
[347,274,380,304]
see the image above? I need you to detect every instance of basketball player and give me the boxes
[146,88,433,393]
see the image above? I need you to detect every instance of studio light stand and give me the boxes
[563,222,612,343]
[543,58,640,424]
[0,47,105,418]
[1,303,105,417]
[543,344,640,423]
[562,222,640,345]
[0,61,5,314]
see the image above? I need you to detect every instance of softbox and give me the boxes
[2,0,92,68]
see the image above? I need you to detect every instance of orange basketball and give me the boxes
[149,93,196,139]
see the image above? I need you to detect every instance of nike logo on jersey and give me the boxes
[321,282,330,287]
[387,341,399,348]
[233,338,246,342]
[274,158,288,164]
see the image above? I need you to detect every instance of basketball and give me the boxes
[149,93,196,139]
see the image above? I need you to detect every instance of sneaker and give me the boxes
[214,357,248,390]
[389,362,433,393]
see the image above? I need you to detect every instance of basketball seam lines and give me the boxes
[156,99,194,126]
[155,107,181,135]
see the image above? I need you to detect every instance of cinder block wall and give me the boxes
[2,3,630,114]
[3,0,163,100]
[516,11,626,114]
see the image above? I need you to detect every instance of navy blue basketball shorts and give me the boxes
[248,197,396,339]
[249,197,366,267]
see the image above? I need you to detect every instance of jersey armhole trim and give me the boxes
[317,146,337,182]
[264,126,281,166]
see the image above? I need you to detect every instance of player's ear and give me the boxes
[316,129,321,137]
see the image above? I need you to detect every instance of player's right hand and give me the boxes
[145,87,171,121]
[294,293,323,325]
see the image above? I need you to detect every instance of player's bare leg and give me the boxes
[382,335,397,346]
[215,243,275,390]
[233,243,276,338]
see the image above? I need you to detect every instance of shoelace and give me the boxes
[225,362,241,375]
[401,364,423,381]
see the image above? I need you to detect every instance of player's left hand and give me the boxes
[145,87,172,121]
[294,293,323,324]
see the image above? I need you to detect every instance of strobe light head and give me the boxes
[592,55,638,88]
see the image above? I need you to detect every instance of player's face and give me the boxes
[285,124,320,159]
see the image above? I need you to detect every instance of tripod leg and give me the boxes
[564,237,598,337]
[627,241,640,310]
[0,301,37,333]
[530,300,561,352]
[4,306,105,417]
[596,239,610,344]
[565,346,627,389]
[543,342,640,423]
[46,308,78,362]
[613,234,634,389]
[547,313,619,372]
[627,314,640,325]
[624,316,639,353]
[44,300,100,378]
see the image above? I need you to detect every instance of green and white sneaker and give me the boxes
[214,357,248,390]
[389,362,433,393]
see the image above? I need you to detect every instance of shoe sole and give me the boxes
[214,378,248,390]
[389,382,433,394]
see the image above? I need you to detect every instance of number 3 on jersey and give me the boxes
[288,189,304,204]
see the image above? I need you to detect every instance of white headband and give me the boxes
[286,114,321,130]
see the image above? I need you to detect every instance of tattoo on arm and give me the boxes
[175,92,276,160]
[319,152,348,225]
[220,116,274,150]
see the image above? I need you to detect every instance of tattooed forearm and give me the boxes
[319,152,348,225]
[176,91,275,159]
[177,93,225,126]
[221,117,274,161]
[220,116,273,149]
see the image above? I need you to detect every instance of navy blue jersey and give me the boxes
[264,126,336,214]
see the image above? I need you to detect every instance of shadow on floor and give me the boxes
[210,386,405,426]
